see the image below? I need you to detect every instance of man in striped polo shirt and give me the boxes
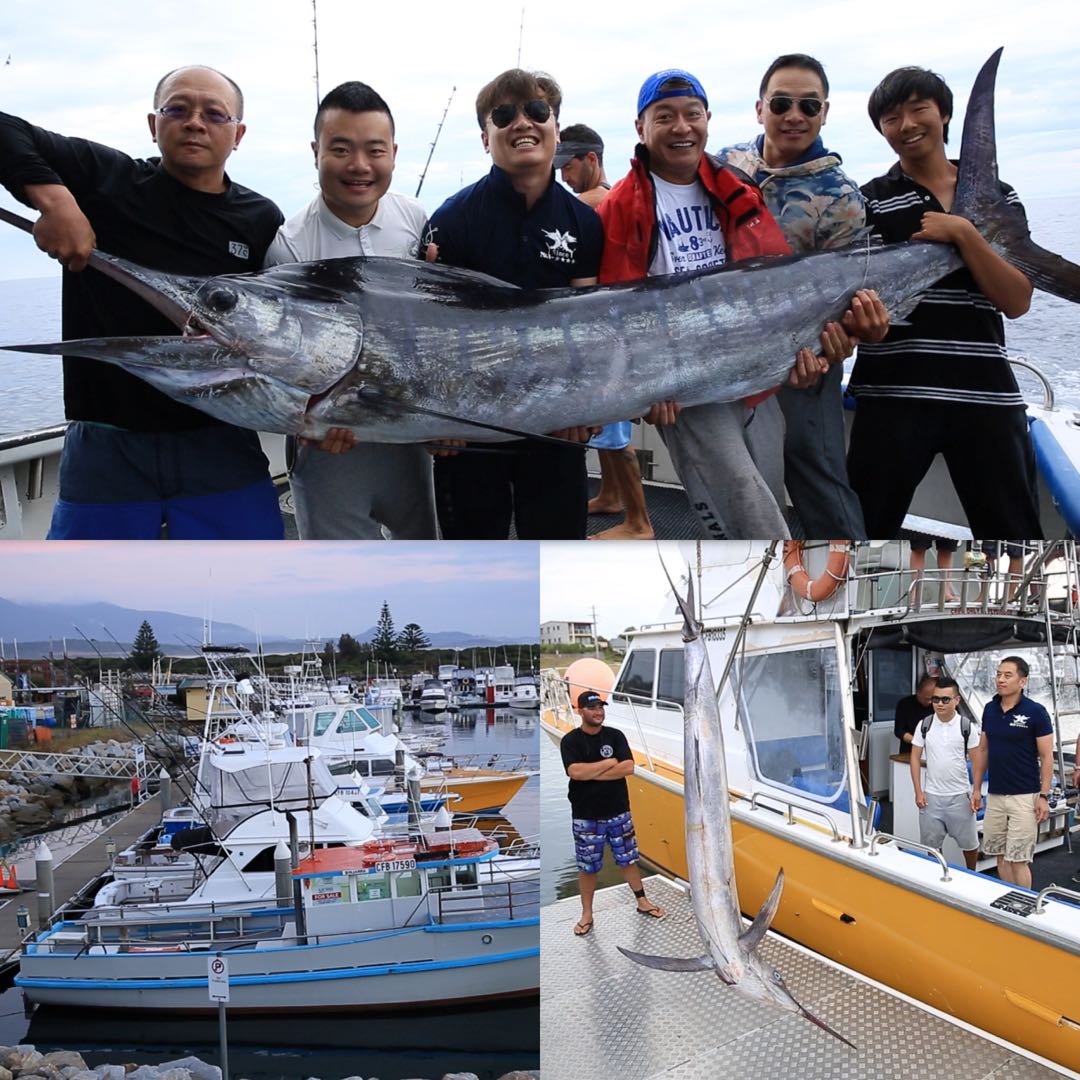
[847,64,1038,538]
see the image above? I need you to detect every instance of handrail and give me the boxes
[1033,883,1080,915]
[746,791,842,843]
[1008,356,1054,409]
[868,832,952,881]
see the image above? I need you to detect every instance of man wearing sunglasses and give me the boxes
[0,66,285,539]
[719,54,886,540]
[909,677,981,870]
[599,69,883,539]
[263,81,436,541]
[426,70,603,539]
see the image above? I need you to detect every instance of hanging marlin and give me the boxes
[2,49,1078,445]
[617,568,855,1048]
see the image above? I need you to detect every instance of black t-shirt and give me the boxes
[0,114,283,430]
[560,724,633,819]
[894,694,931,752]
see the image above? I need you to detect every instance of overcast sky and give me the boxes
[1,0,1078,280]
[0,541,540,640]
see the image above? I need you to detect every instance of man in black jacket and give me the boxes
[0,65,284,539]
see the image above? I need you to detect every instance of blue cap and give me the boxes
[637,69,708,116]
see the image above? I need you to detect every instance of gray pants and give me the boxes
[289,440,437,539]
[779,364,866,540]
[659,397,789,539]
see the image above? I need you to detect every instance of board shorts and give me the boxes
[572,810,639,873]
[981,793,1039,864]
[919,791,979,852]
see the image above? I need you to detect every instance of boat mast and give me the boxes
[311,0,321,108]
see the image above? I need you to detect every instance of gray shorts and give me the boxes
[919,792,979,852]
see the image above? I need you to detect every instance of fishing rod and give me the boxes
[416,86,455,198]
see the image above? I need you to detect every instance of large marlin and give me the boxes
[616,569,855,1048]
[3,49,1079,444]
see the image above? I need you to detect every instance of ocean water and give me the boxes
[1,195,1078,437]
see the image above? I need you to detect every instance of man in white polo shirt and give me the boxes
[265,81,436,539]
[909,676,981,869]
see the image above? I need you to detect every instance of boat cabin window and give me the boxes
[338,709,379,734]
[656,648,685,709]
[614,648,655,702]
[736,645,846,803]
[240,845,278,873]
[872,648,913,724]
[453,864,478,886]
[393,870,423,898]
[313,710,337,737]
[355,872,390,901]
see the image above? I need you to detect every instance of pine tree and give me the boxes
[371,602,398,663]
[130,620,162,670]
[397,623,431,652]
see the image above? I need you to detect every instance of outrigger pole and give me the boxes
[415,86,456,198]
[311,0,321,108]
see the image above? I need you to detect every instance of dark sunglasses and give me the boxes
[490,99,551,128]
[930,695,955,704]
[765,95,823,118]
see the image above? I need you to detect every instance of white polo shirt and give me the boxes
[264,190,427,264]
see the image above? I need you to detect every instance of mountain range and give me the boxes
[0,597,532,658]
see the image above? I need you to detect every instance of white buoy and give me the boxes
[35,841,54,928]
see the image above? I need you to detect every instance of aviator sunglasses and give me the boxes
[930,695,956,704]
[489,99,552,128]
[764,95,823,118]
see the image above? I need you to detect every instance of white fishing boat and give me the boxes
[418,678,451,712]
[540,540,1080,1071]
[509,674,538,710]
[16,829,539,1013]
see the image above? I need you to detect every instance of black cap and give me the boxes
[578,691,605,709]
[554,139,603,169]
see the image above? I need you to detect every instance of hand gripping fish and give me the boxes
[3,50,1079,444]
[617,570,855,1048]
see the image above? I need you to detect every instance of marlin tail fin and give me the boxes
[738,868,784,954]
[616,946,715,973]
[955,48,1080,303]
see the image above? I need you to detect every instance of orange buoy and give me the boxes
[783,541,849,602]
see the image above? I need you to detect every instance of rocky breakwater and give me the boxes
[0,1048,540,1080]
[0,740,134,845]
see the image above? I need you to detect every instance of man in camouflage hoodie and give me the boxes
[720,54,883,539]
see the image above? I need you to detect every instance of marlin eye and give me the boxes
[772,970,783,984]
[205,287,238,312]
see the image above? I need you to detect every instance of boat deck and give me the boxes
[541,877,1075,1080]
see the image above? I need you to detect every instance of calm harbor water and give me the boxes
[0,707,540,1079]
[1,195,1078,437]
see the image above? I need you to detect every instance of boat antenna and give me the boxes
[516,4,526,66]
[311,0,321,108]
[415,86,456,197]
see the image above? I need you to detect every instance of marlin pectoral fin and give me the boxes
[799,1006,858,1049]
[616,946,714,973]
[738,867,785,954]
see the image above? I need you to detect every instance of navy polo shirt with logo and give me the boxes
[980,692,1053,794]
[427,164,603,288]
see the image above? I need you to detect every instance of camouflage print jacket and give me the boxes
[717,137,865,254]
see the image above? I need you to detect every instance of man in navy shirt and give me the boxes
[971,656,1054,888]
[426,68,603,539]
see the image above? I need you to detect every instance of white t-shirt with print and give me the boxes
[912,714,981,796]
[647,174,726,277]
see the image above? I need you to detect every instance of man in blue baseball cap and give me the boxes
[597,68,885,538]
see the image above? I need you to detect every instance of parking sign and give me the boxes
[208,954,229,1002]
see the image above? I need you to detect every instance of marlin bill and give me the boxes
[3,49,1079,445]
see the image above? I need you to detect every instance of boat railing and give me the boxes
[868,833,953,881]
[849,540,1080,623]
[433,877,539,923]
[1009,355,1055,409]
[1033,883,1080,915]
[746,791,844,844]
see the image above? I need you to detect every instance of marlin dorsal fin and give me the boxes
[738,868,785,954]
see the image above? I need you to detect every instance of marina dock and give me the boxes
[0,794,162,971]
[541,877,1075,1079]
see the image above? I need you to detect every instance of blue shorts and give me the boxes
[572,811,639,873]
[588,422,632,451]
[47,422,284,540]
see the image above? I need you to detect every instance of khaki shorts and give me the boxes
[981,793,1039,864]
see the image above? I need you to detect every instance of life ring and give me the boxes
[783,541,849,602]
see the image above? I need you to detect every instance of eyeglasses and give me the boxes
[764,95,823,118]
[489,99,552,128]
[930,695,955,704]
[157,104,240,126]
